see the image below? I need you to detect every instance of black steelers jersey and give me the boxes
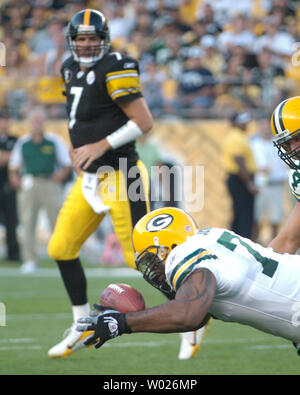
[61,51,143,173]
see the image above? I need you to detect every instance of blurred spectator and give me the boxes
[28,17,68,74]
[25,4,52,54]
[2,40,30,119]
[125,31,153,67]
[178,0,202,26]
[0,0,297,119]
[43,18,69,73]
[28,19,69,95]
[140,62,166,117]
[4,41,29,80]
[212,83,244,118]
[155,33,185,79]
[217,47,249,108]
[200,34,225,76]
[250,117,288,244]
[176,53,215,116]
[42,29,69,76]
[63,1,88,18]
[209,0,263,25]
[253,16,295,64]
[0,109,20,262]
[186,19,208,45]
[243,47,287,112]
[270,0,296,20]
[196,3,222,35]
[222,112,257,239]
[107,4,135,42]
[222,48,246,84]
[8,106,72,273]
[217,14,255,56]
[132,10,154,36]
[285,16,300,42]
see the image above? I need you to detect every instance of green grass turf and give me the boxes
[0,260,299,375]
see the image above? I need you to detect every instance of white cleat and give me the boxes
[178,322,210,360]
[48,323,94,358]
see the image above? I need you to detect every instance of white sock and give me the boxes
[72,303,90,323]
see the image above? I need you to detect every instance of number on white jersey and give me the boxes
[217,231,278,278]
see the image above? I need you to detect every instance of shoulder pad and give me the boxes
[103,52,141,102]
[60,56,74,71]
[60,56,76,82]
[197,228,211,236]
[166,242,217,292]
[105,52,139,73]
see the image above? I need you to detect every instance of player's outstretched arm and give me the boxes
[268,202,300,254]
[77,269,216,349]
[126,269,216,333]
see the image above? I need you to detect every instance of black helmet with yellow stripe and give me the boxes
[66,9,110,68]
[271,96,300,170]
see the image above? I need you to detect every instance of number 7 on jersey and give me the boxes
[69,86,83,129]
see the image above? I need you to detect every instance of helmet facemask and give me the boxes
[273,129,300,170]
[67,30,110,68]
[136,246,175,299]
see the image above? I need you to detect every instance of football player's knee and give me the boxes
[48,235,74,261]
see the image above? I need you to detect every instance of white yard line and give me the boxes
[6,312,71,320]
[0,338,35,343]
[0,345,42,351]
[246,344,291,350]
[0,336,290,352]
[0,338,41,351]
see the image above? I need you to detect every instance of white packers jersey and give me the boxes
[165,228,300,342]
[289,168,300,202]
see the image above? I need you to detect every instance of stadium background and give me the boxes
[1,0,300,375]
[1,0,299,248]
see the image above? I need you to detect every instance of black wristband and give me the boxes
[120,314,132,334]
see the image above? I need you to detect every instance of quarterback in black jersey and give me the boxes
[47,9,152,358]
[61,46,144,172]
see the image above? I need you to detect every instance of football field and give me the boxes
[0,261,299,376]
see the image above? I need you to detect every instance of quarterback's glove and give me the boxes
[76,305,132,349]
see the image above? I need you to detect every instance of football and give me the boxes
[99,283,146,313]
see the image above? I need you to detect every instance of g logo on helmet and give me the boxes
[146,214,173,232]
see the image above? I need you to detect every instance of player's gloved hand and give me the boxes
[76,305,132,349]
